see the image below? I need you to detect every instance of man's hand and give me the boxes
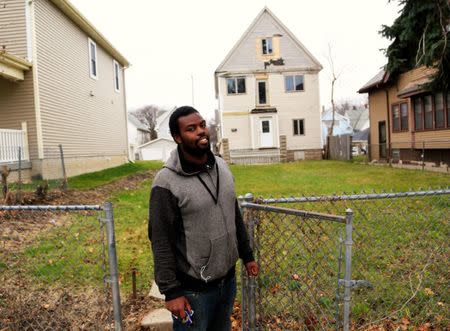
[165,296,191,319]
[245,261,259,277]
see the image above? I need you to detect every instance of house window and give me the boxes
[447,93,450,127]
[285,75,304,92]
[392,103,408,131]
[424,95,433,129]
[113,60,120,92]
[88,38,98,79]
[262,38,273,55]
[435,92,444,128]
[293,119,305,135]
[413,92,450,131]
[227,77,246,94]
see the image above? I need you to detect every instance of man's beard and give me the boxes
[182,140,210,157]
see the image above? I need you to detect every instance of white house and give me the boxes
[321,110,353,145]
[137,108,177,161]
[127,113,150,161]
[215,7,323,161]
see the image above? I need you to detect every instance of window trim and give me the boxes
[284,75,305,93]
[113,59,120,92]
[226,77,246,95]
[88,38,98,80]
[391,102,409,132]
[293,118,305,136]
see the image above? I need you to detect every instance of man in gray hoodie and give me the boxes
[149,106,258,330]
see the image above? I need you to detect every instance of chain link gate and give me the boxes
[239,194,353,331]
[0,203,123,330]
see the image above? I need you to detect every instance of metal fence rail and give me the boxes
[244,189,449,330]
[0,203,122,330]
[240,194,353,330]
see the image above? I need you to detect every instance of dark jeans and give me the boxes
[172,275,236,331]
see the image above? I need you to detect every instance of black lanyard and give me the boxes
[196,163,220,205]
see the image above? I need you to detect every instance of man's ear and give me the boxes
[174,134,182,144]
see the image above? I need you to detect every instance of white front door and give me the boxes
[260,119,273,147]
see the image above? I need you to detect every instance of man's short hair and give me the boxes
[169,106,199,137]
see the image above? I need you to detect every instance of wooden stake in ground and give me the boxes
[1,165,10,198]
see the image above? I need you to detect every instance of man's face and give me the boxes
[174,112,210,156]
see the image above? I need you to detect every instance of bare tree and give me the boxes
[327,44,342,138]
[132,104,167,140]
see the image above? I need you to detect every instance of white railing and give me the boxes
[0,126,29,163]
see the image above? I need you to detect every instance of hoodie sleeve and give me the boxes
[234,199,255,264]
[148,185,184,301]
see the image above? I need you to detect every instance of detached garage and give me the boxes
[138,138,176,162]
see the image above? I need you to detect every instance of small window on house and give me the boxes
[424,95,433,129]
[392,103,408,131]
[435,92,444,128]
[88,38,98,79]
[293,119,305,135]
[285,75,304,92]
[414,97,423,130]
[262,38,273,55]
[226,77,246,94]
[113,60,120,92]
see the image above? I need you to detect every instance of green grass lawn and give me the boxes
[5,160,448,326]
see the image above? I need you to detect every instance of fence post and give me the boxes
[18,147,22,202]
[238,195,248,331]
[243,193,257,331]
[343,209,353,331]
[59,144,68,190]
[103,202,123,331]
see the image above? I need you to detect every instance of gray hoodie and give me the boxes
[148,148,253,300]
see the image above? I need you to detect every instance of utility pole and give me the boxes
[191,74,195,107]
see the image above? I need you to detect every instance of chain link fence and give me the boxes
[0,203,122,330]
[240,189,449,330]
[240,195,353,330]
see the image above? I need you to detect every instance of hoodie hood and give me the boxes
[164,146,216,176]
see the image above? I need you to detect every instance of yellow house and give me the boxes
[358,66,450,165]
[0,0,130,180]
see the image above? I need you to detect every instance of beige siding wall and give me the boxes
[270,73,322,150]
[0,0,28,59]
[34,0,128,160]
[219,72,322,151]
[0,71,38,159]
[368,89,387,160]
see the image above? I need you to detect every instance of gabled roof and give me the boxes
[215,7,322,74]
[50,0,129,67]
[155,107,177,131]
[128,113,149,132]
[358,69,390,93]
[137,137,175,149]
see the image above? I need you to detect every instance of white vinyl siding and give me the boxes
[34,0,127,159]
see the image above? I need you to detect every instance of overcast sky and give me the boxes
[70,0,401,119]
